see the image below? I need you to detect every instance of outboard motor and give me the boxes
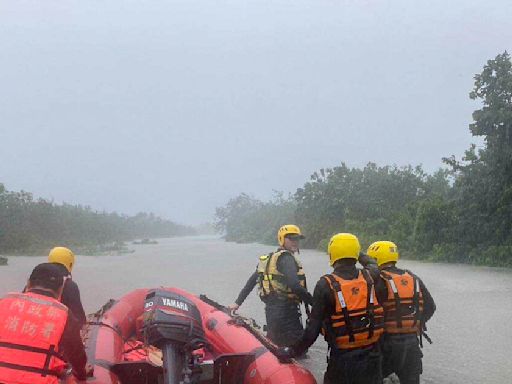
[142,289,206,384]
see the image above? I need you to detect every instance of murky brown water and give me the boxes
[1,236,511,383]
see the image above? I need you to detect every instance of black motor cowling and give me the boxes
[142,288,205,348]
[142,289,206,384]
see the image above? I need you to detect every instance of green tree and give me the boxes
[444,52,512,252]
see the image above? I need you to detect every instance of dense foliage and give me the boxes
[0,185,195,254]
[216,52,512,267]
[215,192,295,244]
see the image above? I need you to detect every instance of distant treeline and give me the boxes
[0,185,196,254]
[215,52,512,267]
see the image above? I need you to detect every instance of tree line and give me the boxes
[215,52,512,267]
[0,185,195,254]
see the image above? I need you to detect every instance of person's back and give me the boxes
[48,247,87,327]
[367,241,436,384]
[0,263,89,384]
[279,233,384,384]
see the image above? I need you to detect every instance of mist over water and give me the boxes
[1,236,511,383]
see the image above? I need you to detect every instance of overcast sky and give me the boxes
[1,0,511,224]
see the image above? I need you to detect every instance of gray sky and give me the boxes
[1,0,510,224]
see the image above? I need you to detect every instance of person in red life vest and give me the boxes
[367,241,436,384]
[0,263,91,384]
[277,233,384,384]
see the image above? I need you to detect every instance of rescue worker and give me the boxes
[228,224,313,347]
[366,241,436,384]
[0,263,91,383]
[47,246,87,328]
[278,233,384,384]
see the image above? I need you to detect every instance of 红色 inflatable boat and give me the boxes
[64,287,316,384]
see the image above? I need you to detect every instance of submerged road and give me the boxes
[1,236,511,383]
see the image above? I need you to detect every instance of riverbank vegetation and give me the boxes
[0,186,195,255]
[215,52,512,267]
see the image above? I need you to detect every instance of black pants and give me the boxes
[324,346,382,384]
[381,334,423,384]
[264,298,304,347]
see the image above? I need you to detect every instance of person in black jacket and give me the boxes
[366,241,436,384]
[277,233,384,384]
[47,247,87,328]
[228,225,313,347]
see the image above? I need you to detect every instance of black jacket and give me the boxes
[52,264,87,328]
[28,289,88,380]
[235,249,313,306]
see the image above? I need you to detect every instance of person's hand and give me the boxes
[227,303,240,314]
[275,347,294,363]
[358,251,376,266]
[85,363,94,377]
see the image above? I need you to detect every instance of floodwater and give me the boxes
[1,236,511,384]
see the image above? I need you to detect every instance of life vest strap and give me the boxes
[325,274,355,343]
[0,361,60,378]
[0,341,63,359]
[409,270,421,327]
[266,252,278,295]
[331,320,384,335]
[0,341,64,378]
[361,269,375,339]
[382,272,403,328]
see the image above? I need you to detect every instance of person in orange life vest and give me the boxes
[367,241,436,384]
[0,263,91,384]
[277,233,384,384]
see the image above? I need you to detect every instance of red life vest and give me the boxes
[0,291,68,384]
[323,270,384,350]
[380,270,424,334]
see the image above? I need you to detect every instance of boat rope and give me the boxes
[199,294,291,362]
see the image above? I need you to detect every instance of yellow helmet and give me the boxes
[327,233,361,266]
[277,224,304,247]
[367,241,399,266]
[48,247,75,272]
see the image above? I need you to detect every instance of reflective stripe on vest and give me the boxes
[381,270,424,334]
[323,270,384,350]
[257,250,306,302]
[0,292,68,384]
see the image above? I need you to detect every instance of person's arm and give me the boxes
[61,280,87,328]
[60,313,87,380]
[418,278,436,323]
[358,252,377,267]
[288,278,331,356]
[358,252,380,277]
[234,270,259,306]
[277,254,313,305]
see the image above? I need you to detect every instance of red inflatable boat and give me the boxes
[63,287,316,384]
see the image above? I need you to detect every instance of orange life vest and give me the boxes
[323,270,384,350]
[380,269,424,334]
[0,291,68,384]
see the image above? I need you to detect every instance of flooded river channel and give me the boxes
[1,236,511,383]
